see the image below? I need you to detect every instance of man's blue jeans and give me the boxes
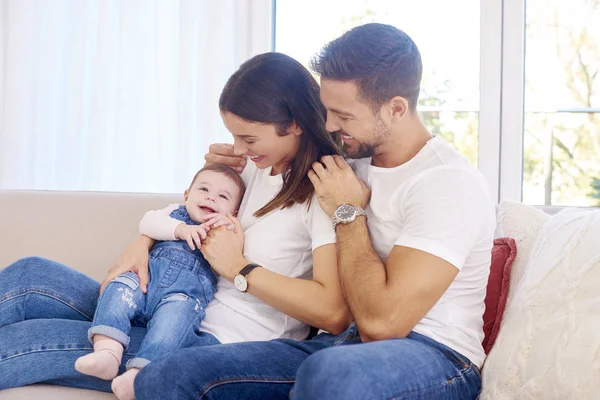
[0,257,482,398]
[90,246,217,369]
[134,323,482,399]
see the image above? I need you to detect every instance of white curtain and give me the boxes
[0,0,272,193]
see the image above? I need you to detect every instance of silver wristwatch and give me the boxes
[332,203,367,230]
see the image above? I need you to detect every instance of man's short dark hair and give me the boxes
[310,23,423,111]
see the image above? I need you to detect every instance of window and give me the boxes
[275,0,481,166]
[0,1,273,193]
[4,1,598,202]
[275,0,600,207]
[523,0,600,206]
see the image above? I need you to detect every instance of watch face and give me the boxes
[234,274,248,292]
[335,204,356,221]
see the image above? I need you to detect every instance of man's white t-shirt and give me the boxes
[351,135,496,367]
[140,161,336,344]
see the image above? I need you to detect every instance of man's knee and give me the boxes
[293,348,354,399]
[135,361,171,399]
[135,350,207,400]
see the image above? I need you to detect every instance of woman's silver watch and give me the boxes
[331,203,367,230]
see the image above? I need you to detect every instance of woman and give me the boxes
[0,52,351,393]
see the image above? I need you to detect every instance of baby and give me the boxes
[75,164,245,400]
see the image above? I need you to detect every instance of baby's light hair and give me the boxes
[190,164,246,203]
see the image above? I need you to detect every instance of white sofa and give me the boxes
[0,190,595,399]
[0,190,180,400]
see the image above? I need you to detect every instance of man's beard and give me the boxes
[344,140,377,159]
[341,116,391,159]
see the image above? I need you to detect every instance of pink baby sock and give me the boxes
[75,337,123,380]
[111,368,140,400]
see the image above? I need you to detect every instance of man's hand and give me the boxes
[204,143,247,173]
[175,223,211,251]
[308,155,371,217]
[100,235,153,295]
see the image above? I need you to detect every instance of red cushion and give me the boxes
[482,237,517,354]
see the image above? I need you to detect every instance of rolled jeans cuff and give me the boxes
[126,357,151,370]
[88,325,130,349]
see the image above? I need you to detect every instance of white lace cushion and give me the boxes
[496,201,550,307]
[481,209,600,400]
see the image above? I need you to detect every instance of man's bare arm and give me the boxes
[336,219,458,342]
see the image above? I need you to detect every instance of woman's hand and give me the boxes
[204,143,247,173]
[100,235,154,294]
[201,214,247,281]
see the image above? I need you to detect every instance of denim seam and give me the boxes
[442,348,470,370]
[387,364,478,400]
[332,325,358,346]
[198,377,295,398]
[159,263,181,289]
[1,346,137,360]
[0,288,94,320]
[0,346,92,361]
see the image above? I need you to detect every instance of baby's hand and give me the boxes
[175,223,211,251]
[201,213,237,232]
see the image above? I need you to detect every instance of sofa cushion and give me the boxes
[482,237,516,354]
[496,201,550,308]
[480,209,600,399]
[0,190,180,282]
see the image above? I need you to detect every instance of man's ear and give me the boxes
[387,96,409,122]
[286,120,303,136]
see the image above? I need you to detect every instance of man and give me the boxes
[136,23,495,399]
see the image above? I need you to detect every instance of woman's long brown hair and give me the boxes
[219,52,343,217]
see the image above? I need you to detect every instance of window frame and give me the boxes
[272,0,599,207]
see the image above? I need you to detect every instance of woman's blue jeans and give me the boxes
[0,257,217,392]
[0,257,482,399]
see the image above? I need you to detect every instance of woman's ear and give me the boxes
[287,120,303,136]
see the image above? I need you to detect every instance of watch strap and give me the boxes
[238,263,261,277]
